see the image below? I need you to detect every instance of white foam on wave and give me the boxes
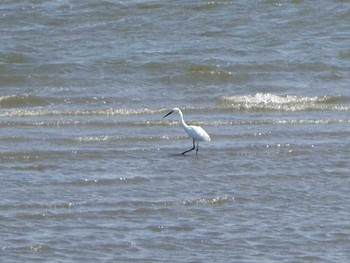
[74,135,119,142]
[220,93,349,111]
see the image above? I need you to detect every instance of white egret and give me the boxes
[163,108,211,155]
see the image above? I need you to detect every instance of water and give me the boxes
[1,1,350,262]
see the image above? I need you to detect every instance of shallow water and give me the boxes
[1,1,350,262]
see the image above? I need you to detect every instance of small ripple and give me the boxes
[182,196,234,206]
[66,176,150,187]
[0,202,75,212]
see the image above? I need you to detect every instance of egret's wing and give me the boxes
[188,125,211,141]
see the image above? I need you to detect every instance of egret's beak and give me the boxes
[163,110,173,119]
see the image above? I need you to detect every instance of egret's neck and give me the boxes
[178,111,189,129]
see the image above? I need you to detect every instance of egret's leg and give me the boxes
[182,140,195,155]
[196,142,199,154]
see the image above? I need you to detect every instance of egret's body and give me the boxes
[163,108,211,155]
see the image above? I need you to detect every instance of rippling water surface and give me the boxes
[1,1,350,262]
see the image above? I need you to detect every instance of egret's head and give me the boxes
[163,108,181,118]
[172,107,181,113]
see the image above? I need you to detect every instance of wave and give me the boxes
[1,93,349,118]
[72,135,175,143]
[1,118,348,131]
[0,107,166,117]
[220,93,350,112]
[0,95,51,108]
